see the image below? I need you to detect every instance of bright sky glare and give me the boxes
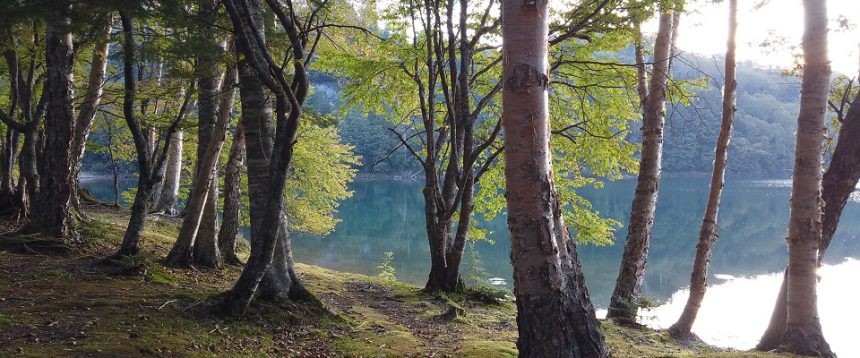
[646,0,860,75]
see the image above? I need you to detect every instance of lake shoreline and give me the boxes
[0,207,792,357]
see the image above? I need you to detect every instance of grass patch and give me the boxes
[458,339,518,357]
[104,253,178,286]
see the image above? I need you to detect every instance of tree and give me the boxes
[757,57,859,355]
[30,13,79,240]
[115,11,190,257]
[500,0,606,356]
[219,0,317,314]
[69,15,112,221]
[150,130,183,214]
[319,0,504,292]
[166,65,237,267]
[669,0,737,339]
[219,123,245,265]
[0,23,47,217]
[1,10,109,232]
[766,0,834,355]
[191,0,226,268]
[607,2,678,323]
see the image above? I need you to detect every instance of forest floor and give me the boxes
[0,206,795,357]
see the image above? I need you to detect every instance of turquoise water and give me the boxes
[81,175,860,354]
[81,175,860,305]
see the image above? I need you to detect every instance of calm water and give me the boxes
[81,175,860,355]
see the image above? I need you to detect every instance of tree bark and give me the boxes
[501,0,607,356]
[151,130,183,214]
[28,14,78,241]
[0,127,17,203]
[220,0,309,314]
[70,15,112,220]
[18,128,39,217]
[607,7,675,323]
[117,12,151,256]
[669,0,737,339]
[219,123,245,265]
[773,0,834,355]
[190,0,224,268]
[758,50,860,356]
[167,66,237,268]
[413,0,496,293]
[115,13,186,257]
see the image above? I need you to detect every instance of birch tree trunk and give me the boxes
[776,0,833,355]
[151,130,183,214]
[167,66,237,267]
[501,0,607,355]
[669,0,736,338]
[607,7,675,323]
[0,127,17,201]
[759,27,857,356]
[70,15,111,220]
[189,0,225,268]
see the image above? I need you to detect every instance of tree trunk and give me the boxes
[189,0,225,268]
[669,0,736,339]
[220,0,309,314]
[119,176,154,256]
[114,13,184,258]
[501,0,607,356]
[607,8,674,323]
[18,128,40,217]
[0,127,17,203]
[28,15,78,241]
[116,12,150,257]
[443,173,474,291]
[219,123,245,265]
[167,66,237,268]
[151,130,183,214]
[104,118,121,206]
[423,181,451,291]
[775,0,833,355]
[70,15,111,220]
[758,51,860,356]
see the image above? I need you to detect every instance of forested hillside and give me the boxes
[305,54,807,178]
[663,56,801,177]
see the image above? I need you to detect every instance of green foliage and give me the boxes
[376,251,397,281]
[285,119,360,235]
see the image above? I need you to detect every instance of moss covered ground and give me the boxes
[0,206,794,357]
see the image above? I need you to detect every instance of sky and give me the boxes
[645,0,860,76]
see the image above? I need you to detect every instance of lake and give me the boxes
[81,175,860,355]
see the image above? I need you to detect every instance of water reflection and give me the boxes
[641,259,859,356]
